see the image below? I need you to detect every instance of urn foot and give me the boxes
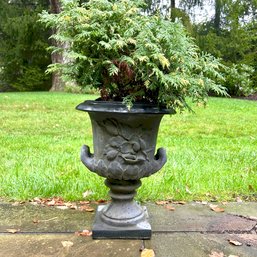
[92,205,151,239]
[92,179,151,239]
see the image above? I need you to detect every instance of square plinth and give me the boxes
[92,205,151,239]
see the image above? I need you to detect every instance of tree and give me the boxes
[0,0,51,91]
[146,0,257,95]
[144,0,203,32]
[145,0,204,16]
[49,0,62,13]
[48,0,65,91]
[194,0,257,95]
[214,0,222,34]
[48,0,80,92]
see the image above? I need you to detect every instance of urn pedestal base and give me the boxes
[92,178,151,239]
[92,205,151,239]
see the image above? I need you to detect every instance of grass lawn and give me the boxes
[0,92,257,202]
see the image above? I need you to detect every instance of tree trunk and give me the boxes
[49,0,61,13]
[171,0,175,9]
[214,0,222,35]
[49,0,64,91]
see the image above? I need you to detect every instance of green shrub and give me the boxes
[64,83,99,94]
[41,0,227,111]
[223,63,255,96]
[13,66,51,92]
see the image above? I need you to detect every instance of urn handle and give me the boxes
[81,145,95,171]
[152,147,167,173]
[81,144,167,179]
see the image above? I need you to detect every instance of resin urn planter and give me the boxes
[76,100,173,239]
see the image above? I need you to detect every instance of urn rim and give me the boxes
[76,100,175,114]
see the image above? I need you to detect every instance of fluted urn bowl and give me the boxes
[76,100,173,239]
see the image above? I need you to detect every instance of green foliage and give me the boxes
[222,64,255,96]
[193,0,257,95]
[0,0,51,91]
[170,8,193,33]
[64,83,99,94]
[40,0,227,111]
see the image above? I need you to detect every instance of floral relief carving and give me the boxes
[97,118,150,180]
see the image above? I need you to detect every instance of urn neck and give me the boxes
[105,179,141,201]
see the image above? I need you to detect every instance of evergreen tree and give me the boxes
[0,0,51,91]
[194,0,257,95]
[48,0,64,91]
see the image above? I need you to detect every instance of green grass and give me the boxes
[0,92,257,202]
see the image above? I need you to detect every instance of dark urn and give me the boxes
[76,100,173,239]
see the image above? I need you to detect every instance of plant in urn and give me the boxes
[41,0,227,239]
